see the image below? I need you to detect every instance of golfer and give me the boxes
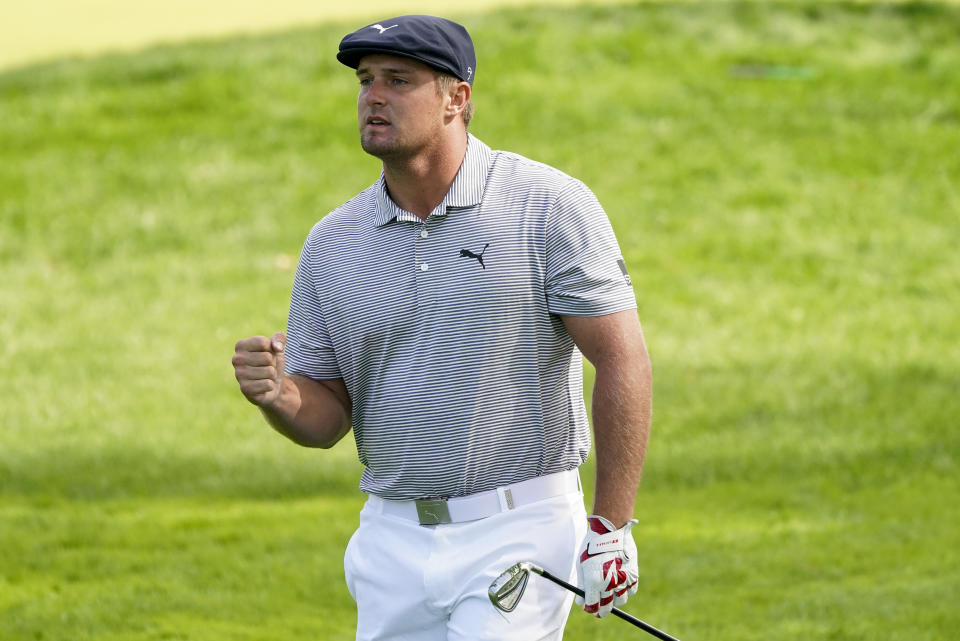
[232,14,652,640]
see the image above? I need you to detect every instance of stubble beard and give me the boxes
[360,114,445,163]
[360,134,405,161]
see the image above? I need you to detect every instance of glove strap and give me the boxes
[585,516,638,555]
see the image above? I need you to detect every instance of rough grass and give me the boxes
[1,2,959,640]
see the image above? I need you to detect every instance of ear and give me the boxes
[446,81,471,118]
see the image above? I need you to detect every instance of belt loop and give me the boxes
[496,487,515,512]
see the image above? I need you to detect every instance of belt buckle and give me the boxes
[415,498,452,525]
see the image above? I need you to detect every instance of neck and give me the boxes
[382,132,468,219]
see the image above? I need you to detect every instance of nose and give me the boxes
[362,78,386,107]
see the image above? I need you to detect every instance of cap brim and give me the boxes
[337,47,463,82]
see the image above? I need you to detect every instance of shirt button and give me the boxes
[420,263,429,272]
[420,229,429,238]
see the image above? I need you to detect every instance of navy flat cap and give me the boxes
[337,15,476,86]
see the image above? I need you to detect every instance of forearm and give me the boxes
[590,348,652,526]
[261,374,351,448]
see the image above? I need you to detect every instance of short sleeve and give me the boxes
[545,180,637,316]
[284,237,342,380]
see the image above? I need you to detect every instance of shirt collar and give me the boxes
[373,134,492,227]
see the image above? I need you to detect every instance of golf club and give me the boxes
[488,561,682,641]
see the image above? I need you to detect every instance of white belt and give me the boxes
[366,469,582,525]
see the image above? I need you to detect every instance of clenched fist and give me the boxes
[233,332,287,406]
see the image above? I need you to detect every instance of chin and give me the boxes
[361,136,409,160]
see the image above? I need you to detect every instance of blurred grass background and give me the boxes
[0,0,636,71]
[1,1,959,639]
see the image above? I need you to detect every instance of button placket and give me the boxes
[415,223,429,273]
[414,223,432,307]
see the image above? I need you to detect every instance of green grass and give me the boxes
[2,2,959,639]
[0,0,639,71]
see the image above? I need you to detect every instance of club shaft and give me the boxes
[537,569,682,641]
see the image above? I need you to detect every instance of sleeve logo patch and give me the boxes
[617,258,632,285]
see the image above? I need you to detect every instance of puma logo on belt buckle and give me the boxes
[415,498,452,525]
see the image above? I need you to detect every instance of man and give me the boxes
[232,14,652,640]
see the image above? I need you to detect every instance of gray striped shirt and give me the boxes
[285,135,637,499]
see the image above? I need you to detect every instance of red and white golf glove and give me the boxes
[576,515,639,617]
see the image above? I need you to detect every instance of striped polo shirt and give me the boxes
[285,135,637,500]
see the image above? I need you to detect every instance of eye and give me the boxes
[390,77,408,86]
[358,77,372,87]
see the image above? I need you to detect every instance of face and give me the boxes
[355,54,448,161]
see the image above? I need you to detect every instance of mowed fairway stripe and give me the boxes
[0,0,636,70]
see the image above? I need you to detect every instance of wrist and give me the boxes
[258,375,297,416]
[588,510,635,529]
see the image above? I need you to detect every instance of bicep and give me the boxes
[315,377,352,417]
[289,374,353,447]
[290,375,351,415]
[560,310,648,367]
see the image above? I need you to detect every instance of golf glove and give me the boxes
[576,515,639,617]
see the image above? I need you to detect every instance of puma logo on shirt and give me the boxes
[459,244,489,269]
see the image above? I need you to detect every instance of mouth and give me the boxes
[365,116,391,128]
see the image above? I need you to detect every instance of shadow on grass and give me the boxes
[0,445,365,502]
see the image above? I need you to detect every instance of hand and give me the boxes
[576,515,639,617]
[233,332,286,406]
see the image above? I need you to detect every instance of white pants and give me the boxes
[344,489,588,641]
